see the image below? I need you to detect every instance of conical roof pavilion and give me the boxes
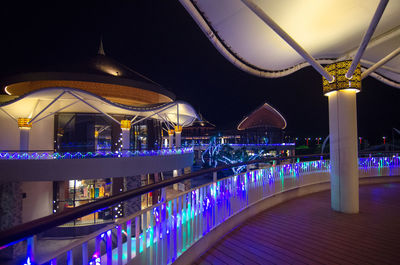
[2,39,175,106]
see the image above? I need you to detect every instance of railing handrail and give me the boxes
[0,147,193,160]
[40,159,332,263]
[1,151,399,247]
[0,153,326,247]
[0,149,396,154]
[0,147,185,153]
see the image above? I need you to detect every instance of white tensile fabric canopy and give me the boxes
[180,0,400,87]
[0,87,198,127]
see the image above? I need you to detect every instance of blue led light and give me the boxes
[0,147,193,160]
[6,154,400,265]
[23,257,31,265]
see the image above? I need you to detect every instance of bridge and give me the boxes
[0,152,399,264]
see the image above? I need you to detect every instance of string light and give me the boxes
[14,154,400,265]
[0,147,193,160]
[89,253,101,265]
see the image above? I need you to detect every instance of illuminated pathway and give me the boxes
[194,183,400,265]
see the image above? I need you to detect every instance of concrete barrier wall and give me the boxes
[0,152,194,181]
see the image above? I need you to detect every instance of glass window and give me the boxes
[54,179,114,225]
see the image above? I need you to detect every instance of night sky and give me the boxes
[1,1,399,145]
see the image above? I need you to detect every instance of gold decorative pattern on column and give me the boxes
[120,120,131,130]
[17,118,32,129]
[322,60,361,96]
[174,125,182,133]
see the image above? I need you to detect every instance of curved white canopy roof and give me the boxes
[180,0,400,87]
[0,87,198,127]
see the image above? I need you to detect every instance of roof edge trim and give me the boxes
[2,72,176,101]
[0,86,178,113]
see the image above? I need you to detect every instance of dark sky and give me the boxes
[1,1,399,145]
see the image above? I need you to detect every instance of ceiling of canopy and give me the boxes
[0,87,198,127]
[180,0,400,87]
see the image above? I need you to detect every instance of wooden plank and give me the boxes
[258,211,400,261]
[239,223,355,265]
[211,243,261,265]
[222,235,288,265]
[202,249,230,265]
[195,183,400,265]
[256,212,400,260]
[224,229,313,265]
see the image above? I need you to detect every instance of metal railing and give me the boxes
[1,152,400,265]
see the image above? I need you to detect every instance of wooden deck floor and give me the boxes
[194,183,400,265]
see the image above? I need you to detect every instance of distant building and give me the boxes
[237,102,287,145]
[182,103,294,163]
[182,113,216,139]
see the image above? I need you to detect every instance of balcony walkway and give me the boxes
[194,183,400,265]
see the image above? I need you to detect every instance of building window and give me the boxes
[53,179,115,225]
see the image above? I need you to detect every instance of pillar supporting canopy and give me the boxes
[168,129,175,136]
[323,61,362,96]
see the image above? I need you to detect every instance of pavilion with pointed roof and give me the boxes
[0,39,198,228]
[2,40,176,106]
[237,103,286,131]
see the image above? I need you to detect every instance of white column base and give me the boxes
[328,90,359,213]
[173,169,182,191]
[122,130,130,151]
[213,172,217,182]
[175,132,181,148]
[169,135,174,149]
[20,129,30,151]
[94,137,98,151]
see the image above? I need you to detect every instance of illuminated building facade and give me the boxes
[0,42,198,234]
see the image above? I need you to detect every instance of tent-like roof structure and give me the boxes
[237,103,286,130]
[0,40,199,128]
[180,0,400,88]
[2,40,175,106]
[0,87,198,127]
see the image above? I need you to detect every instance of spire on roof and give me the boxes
[98,36,105,55]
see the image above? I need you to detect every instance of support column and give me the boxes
[328,90,359,213]
[94,131,99,151]
[151,173,162,204]
[323,61,361,213]
[0,182,23,259]
[121,120,131,151]
[175,125,182,148]
[0,118,29,258]
[18,118,31,151]
[173,126,183,191]
[168,129,174,149]
[124,176,141,216]
[173,169,180,191]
